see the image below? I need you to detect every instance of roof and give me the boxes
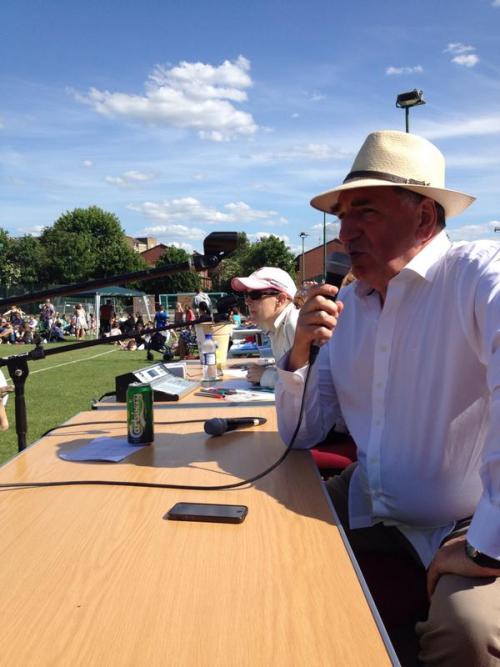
[75,285,147,297]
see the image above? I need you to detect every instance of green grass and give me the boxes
[0,341,170,465]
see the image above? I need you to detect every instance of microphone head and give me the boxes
[204,418,227,436]
[326,252,351,290]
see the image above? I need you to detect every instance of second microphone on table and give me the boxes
[204,417,267,437]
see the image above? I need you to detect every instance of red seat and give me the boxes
[311,432,357,473]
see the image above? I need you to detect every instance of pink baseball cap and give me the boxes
[231,267,297,299]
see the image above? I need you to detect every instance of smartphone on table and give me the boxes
[165,502,248,524]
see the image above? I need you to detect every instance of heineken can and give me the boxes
[127,382,154,445]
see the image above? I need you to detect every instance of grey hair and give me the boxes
[393,187,446,229]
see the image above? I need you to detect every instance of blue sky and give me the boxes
[2,0,500,256]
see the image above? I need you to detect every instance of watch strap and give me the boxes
[465,541,500,569]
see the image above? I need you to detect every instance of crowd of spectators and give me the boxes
[0,300,100,345]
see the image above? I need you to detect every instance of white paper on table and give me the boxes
[58,437,148,462]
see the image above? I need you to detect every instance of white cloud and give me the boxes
[249,143,346,163]
[128,197,285,225]
[493,0,500,6]
[74,55,257,142]
[142,224,205,240]
[82,159,93,168]
[312,221,341,237]
[445,43,476,55]
[423,114,500,140]
[445,43,479,67]
[385,65,423,76]
[105,170,156,188]
[452,54,479,67]
[447,221,499,241]
[18,225,44,236]
[248,232,291,246]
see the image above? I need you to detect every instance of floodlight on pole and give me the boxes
[299,232,309,283]
[396,89,426,133]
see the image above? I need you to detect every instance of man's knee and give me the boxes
[416,574,500,665]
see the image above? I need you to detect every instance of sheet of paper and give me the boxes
[58,437,148,462]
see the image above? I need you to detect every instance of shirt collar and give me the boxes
[401,230,451,283]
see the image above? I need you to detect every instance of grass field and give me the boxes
[0,341,170,465]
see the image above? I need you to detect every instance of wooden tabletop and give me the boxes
[0,404,394,666]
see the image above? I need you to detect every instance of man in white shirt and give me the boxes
[276,130,500,666]
[232,267,298,389]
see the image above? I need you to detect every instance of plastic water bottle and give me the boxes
[201,333,218,383]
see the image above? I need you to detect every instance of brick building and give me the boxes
[296,238,347,285]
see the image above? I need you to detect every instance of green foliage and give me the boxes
[210,232,252,291]
[12,235,46,288]
[39,206,147,285]
[241,235,296,278]
[140,246,201,296]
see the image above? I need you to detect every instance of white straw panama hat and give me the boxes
[310,130,476,219]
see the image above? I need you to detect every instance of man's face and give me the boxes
[244,291,286,328]
[335,187,430,293]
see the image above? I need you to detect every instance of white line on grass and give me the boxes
[29,348,118,375]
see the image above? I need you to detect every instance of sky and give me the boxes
[2,0,500,257]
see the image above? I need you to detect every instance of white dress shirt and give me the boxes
[259,302,299,389]
[276,231,500,567]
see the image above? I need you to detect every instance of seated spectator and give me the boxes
[0,318,14,344]
[121,313,136,336]
[230,307,242,327]
[197,301,212,322]
[3,305,24,326]
[231,267,299,389]
[17,323,34,345]
[48,320,66,342]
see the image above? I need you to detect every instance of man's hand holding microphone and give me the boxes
[287,283,344,371]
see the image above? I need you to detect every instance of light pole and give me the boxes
[396,89,426,133]
[322,213,327,282]
[299,232,308,283]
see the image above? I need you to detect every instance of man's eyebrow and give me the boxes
[330,197,372,215]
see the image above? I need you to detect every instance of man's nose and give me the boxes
[338,214,359,244]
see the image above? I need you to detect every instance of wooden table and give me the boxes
[0,403,396,666]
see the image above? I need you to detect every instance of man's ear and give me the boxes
[416,198,439,242]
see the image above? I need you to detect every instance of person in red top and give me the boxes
[99,300,114,336]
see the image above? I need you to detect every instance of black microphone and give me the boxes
[204,417,267,436]
[325,252,351,298]
[310,252,351,364]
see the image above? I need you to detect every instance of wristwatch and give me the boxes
[465,541,500,569]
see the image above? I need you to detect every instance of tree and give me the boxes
[11,235,46,289]
[240,235,296,278]
[0,230,21,291]
[39,206,147,286]
[140,246,201,296]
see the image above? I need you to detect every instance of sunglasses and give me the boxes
[244,290,280,301]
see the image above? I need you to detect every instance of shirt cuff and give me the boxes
[467,496,500,560]
[276,351,308,393]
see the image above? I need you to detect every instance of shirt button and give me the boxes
[380,345,388,352]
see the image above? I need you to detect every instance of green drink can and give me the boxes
[127,382,154,445]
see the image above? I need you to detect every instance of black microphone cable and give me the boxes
[0,366,314,492]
